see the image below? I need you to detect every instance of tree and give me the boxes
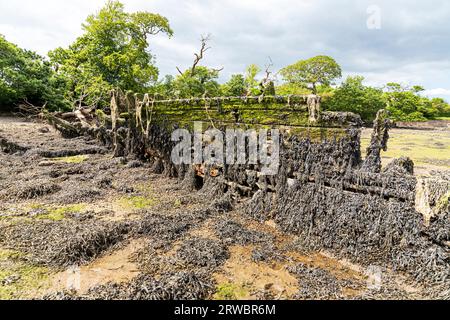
[323,76,385,122]
[431,98,450,117]
[280,55,342,94]
[221,74,246,97]
[49,0,173,109]
[148,75,175,98]
[0,34,68,112]
[276,83,311,95]
[172,35,223,98]
[383,83,428,121]
[176,34,223,77]
[172,66,221,98]
[258,58,276,95]
[244,64,261,96]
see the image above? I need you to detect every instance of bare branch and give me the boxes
[176,34,223,76]
[190,34,212,76]
[212,67,224,73]
[262,56,274,84]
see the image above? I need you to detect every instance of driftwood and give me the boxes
[42,111,81,139]
[15,100,47,118]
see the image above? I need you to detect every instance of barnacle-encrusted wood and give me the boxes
[44,92,450,294]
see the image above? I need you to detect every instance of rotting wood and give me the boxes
[41,91,449,293]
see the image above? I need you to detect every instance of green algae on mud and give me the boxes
[32,204,86,221]
[0,203,86,221]
[117,182,157,210]
[0,249,49,300]
[51,155,89,164]
[213,282,249,300]
[361,128,450,172]
[0,204,86,222]
[118,195,155,210]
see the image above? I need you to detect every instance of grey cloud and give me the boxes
[0,0,449,97]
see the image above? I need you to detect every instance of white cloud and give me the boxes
[0,0,449,99]
[422,88,450,97]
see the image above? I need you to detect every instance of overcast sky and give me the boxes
[1,0,449,99]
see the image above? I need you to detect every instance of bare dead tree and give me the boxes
[177,34,224,76]
[261,57,274,86]
[191,34,211,76]
[259,57,277,95]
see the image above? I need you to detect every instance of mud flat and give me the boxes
[0,106,448,300]
[361,128,450,176]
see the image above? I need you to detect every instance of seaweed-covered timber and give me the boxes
[44,91,450,296]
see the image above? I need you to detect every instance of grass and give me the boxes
[361,129,450,171]
[214,283,249,300]
[0,249,49,300]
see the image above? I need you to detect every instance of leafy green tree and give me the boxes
[383,83,429,121]
[431,97,450,117]
[244,64,262,96]
[326,79,448,122]
[411,85,425,93]
[49,0,173,108]
[324,76,385,121]
[0,34,68,112]
[172,66,221,98]
[280,55,342,94]
[148,75,175,98]
[221,74,246,97]
[385,82,404,92]
[276,83,311,95]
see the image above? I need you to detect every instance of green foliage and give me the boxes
[244,64,262,95]
[148,75,175,98]
[171,66,221,98]
[383,83,432,121]
[49,0,172,108]
[0,34,69,112]
[323,77,450,122]
[221,74,246,97]
[383,83,450,121]
[280,55,342,94]
[276,83,312,95]
[431,97,450,118]
[324,76,385,121]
